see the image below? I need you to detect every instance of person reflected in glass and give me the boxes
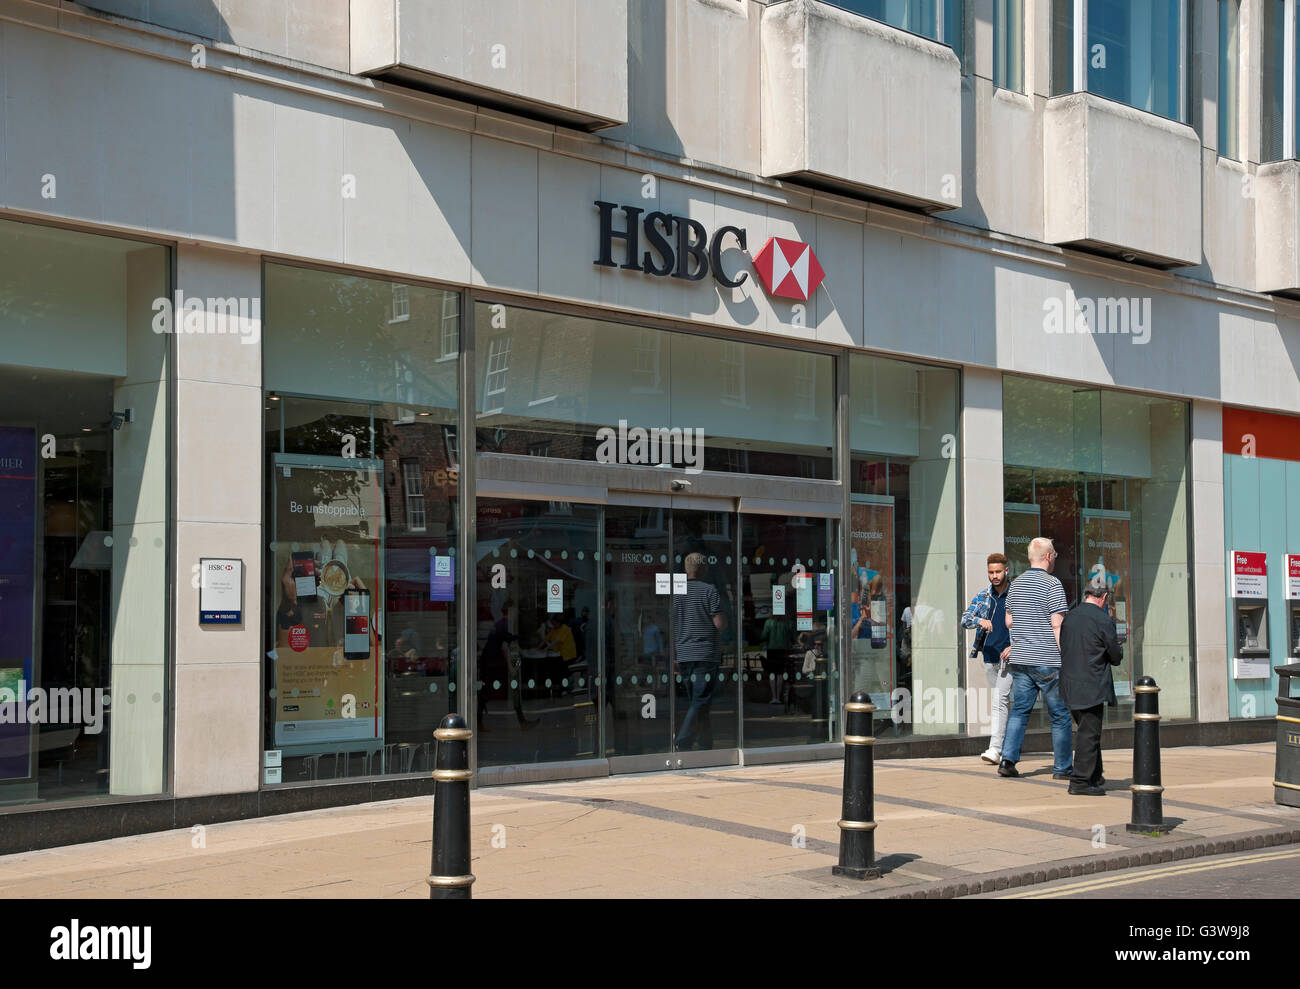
[759,606,794,705]
[673,552,726,751]
[479,599,536,732]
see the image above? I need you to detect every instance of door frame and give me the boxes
[475,455,842,776]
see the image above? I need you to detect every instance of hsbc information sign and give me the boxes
[594,201,824,302]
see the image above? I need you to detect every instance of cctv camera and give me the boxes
[671,479,691,491]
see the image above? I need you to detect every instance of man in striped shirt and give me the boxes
[673,552,727,750]
[997,537,1074,780]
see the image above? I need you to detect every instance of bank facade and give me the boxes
[1,0,1298,847]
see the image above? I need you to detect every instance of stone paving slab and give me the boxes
[0,743,1293,898]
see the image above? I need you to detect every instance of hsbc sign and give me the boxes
[593,201,824,301]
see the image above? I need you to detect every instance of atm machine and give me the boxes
[1286,554,1300,660]
[1230,550,1270,679]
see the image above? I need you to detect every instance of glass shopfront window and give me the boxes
[0,218,169,807]
[849,354,961,736]
[1002,376,1194,723]
[263,264,460,783]
[474,304,834,479]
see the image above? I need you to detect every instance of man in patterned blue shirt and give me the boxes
[961,553,1013,765]
[998,537,1073,780]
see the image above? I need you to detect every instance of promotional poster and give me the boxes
[272,461,384,747]
[849,501,894,708]
[0,426,36,782]
[1082,513,1134,696]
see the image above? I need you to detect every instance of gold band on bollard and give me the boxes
[1132,713,1161,722]
[844,701,877,713]
[432,768,473,782]
[838,819,877,831]
[1274,780,1300,792]
[1277,715,1300,725]
[1133,684,1161,694]
[426,874,476,888]
[434,727,473,741]
[1130,783,1164,794]
[842,734,876,746]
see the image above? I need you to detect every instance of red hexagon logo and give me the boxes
[752,237,825,301]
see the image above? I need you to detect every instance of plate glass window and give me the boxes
[263,263,461,784]
[0,218,169,808]
[994,0,1025,93]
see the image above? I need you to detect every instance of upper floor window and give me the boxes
[994,0,1025,93]
[1262,0,1298,161]
[1219,1,1240,160]
[1051,0,1186,122]
[830,1,965,64]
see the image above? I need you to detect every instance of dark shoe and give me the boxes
[997,760,1019,778]
[1052,772,1071,781]
[517,718,540,732]
[1068,784,1106,796]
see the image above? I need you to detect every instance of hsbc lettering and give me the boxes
[594,201,748,289]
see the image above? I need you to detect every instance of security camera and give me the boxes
[110,408,134,430]
[671,479,691,491]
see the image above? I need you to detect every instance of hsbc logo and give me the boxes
[752,237,824,302]
[593,201,825,300]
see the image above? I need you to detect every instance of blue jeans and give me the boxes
[675,661,719,750]
[1000,665,1073,773]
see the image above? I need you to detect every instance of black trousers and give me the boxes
[1070,704,1104,786]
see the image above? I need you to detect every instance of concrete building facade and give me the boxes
[0,0,1297,848]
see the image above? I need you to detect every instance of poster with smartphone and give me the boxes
[849,501,894,700]
[1083,512,1133,696]
[272,458,383,747]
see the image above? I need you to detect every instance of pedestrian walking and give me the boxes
[672,552,727,750]
[998,537,1073,780]
[960,553,1013,764]
[1059,574,1123,795]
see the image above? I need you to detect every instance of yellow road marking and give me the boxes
[1003,847,1300,899]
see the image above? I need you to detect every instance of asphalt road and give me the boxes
[982,845,1300,898]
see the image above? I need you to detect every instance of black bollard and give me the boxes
[428,713,475,899]
[832,692,882,879]
[1126,676,1173,834]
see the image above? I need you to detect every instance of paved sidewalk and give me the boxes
[0,743,1294,899]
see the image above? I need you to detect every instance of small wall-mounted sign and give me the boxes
[200,557,243,625]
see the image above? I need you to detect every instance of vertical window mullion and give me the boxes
[1287,0,1297,158]
[1179,0,1188,122]
[1074,0,1089,93]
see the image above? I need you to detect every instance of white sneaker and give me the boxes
[980,748,1001,765]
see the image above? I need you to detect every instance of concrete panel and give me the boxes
[173,662,261,797]
[812,212,862,346]
[1043,94,1202,267]
[342,113,414,275]
[175,380,263,524]
[350,0,395,71]
[538,153,603,304]
[273,103,345,261]
[353,0,628,128]
[470,135,539,294]
[761,0,962,211]
[961,82,1042,241]
[403,121,473,286]
[1255,160,1300,294]
[1196,156,1254,291]
[174,245,263,388]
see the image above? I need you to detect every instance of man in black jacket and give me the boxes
[1058,575,1123,796]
